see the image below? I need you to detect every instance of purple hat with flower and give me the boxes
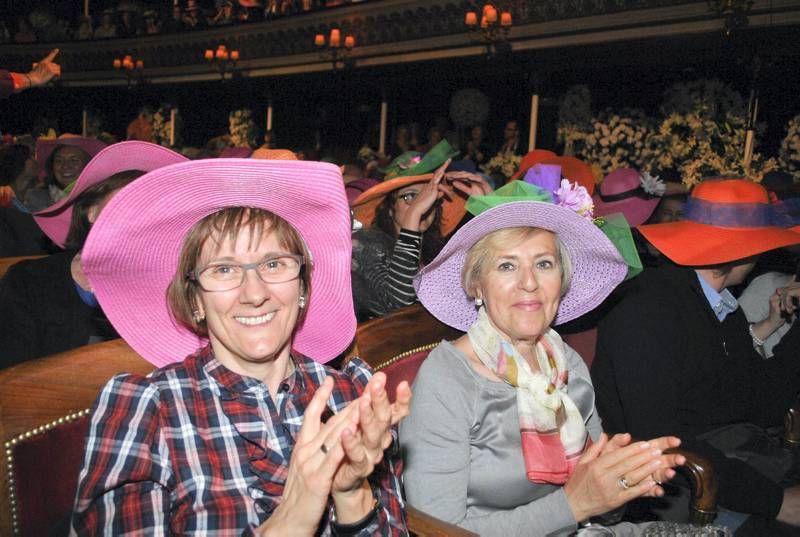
[593,168,663,226]
[414,184,627,330]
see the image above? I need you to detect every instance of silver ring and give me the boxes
[618,476,631,490]
[320,443,329,455]
[652,474,663,485]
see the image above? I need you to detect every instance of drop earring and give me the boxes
[298,295,306,309]
[192,310,205,323]
[475,297,483,307]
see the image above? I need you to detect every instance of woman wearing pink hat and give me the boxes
[401,181,685,536]
[0,141,186,368]
[71,159,409,535]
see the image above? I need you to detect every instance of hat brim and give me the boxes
[414,201,627,331]
[542,156,595,196]
[510,149,557,181]
[33,141,188,248]
[82,159,355,367]
[592,195,659,226]
[638,221,800,266]
[350,174,467,236]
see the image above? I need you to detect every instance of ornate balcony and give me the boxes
[2,0,798,87]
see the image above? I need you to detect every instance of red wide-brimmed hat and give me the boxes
[510,149,557,180]
[638,178,800,266]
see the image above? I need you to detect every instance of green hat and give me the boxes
[379,139,459,179]
[466,180,642,280]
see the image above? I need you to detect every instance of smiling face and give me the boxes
[193,223,303,377]
[471,229,563,344]
[52,146,90,188]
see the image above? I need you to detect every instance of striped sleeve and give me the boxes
[71,374,173,536]
[356,229,422,317]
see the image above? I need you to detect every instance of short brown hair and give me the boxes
[167,207,312,336]
[461,227,572,298]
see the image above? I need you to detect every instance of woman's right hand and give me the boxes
[563,433,682,523]
[256,376,361,537]
[395,159,451,232]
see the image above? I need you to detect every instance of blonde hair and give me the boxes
[461,227,572,299]
[167,207,311,336]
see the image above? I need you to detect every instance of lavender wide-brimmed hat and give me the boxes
[414,200,627,330]
[33,141,188,248]
[82,158,355,367]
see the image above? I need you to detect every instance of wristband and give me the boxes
[748,323,765,347]
[330,488,381,536]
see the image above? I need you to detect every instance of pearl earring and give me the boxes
[192,310,205,323]
[475,297,483,307]
[298,295,306,309]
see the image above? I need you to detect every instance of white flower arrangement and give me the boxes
[570,108,653,177]
[779,114,800,178]
[481,152,521,180]
[228,109,257,148]
[640,171,666,196]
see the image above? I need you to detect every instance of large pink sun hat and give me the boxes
[592,168,663,226]
[33,141,188,248]
[81,158,355,367]
[35,135,108,182]
[414,200,627,330]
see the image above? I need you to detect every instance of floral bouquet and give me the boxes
[779,114,800,178]
[228,109,257,148]
[481,152,521,181]
[571,108,652,177]
[151,105,180,148]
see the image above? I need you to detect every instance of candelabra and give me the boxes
[204,44,240,80]
[465,3,512,57]
[314,29,355,70]
[708,0,754,36]
[112,55,146,87]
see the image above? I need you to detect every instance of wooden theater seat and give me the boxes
[351,303,719,527]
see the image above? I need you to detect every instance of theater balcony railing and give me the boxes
[1,0,798,87]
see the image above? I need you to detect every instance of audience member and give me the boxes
[29,137,106,211]
[402,180,684,535]
[93,9,117,39]
[592,179,800,526]
[0,48,61,100]
[463,125,489,166]
[71,158,409,534]
[0,143,49,256]
[0,141,187,367]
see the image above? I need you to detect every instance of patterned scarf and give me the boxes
[467,306,589,484]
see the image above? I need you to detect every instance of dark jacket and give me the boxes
[0,207,49,257]
[592,264,800,518]
[0,251,117,368]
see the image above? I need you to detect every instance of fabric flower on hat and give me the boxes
[553,179,594,221]
[640,171,666,196]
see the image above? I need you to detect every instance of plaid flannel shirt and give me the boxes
[71,346,407,536]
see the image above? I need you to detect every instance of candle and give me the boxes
[500,12,512,27]
[204,49,214,60]
[465,11,477,26]
[378,100,388,157]
[135,59,144,69]
[82,108,88,138]
[329,29,341,48]
[113,58,122,69]
[480,15,488,28]
[344,35,355,49]
[482,4,491,17]
[743,129,755,170]
[84,0,89,17]
[314,33,325,47]
[169,109,177,147]
[230,50,239,61]
[266,102,273,132]
[486,6,497,23]
[528,94,539,151]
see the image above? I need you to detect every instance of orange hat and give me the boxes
[638,179,800,266]
[350,174,467,236]
[510,149,557,180]
[250,148,298,160]
[540,155,595,196]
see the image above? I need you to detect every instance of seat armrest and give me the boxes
[665,447,717,525]
[784,393,800,447]
[406,505,478,537]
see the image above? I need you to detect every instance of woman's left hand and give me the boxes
[331,372,411,496]
[599,433,685,492]
[445,171,494,197]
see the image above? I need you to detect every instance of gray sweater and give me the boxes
[400,340,603,537]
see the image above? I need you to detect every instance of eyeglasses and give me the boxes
[189,254,304,292]
[397,191,419,205]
